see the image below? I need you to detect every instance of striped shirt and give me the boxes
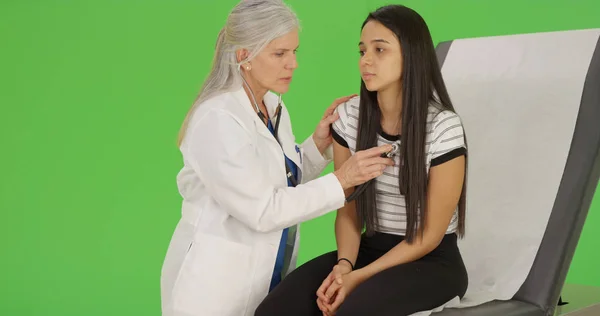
[331,96,466,235]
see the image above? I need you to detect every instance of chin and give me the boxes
[363,81,380,92]
[271,84,291,94]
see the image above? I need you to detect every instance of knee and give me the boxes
[254,300,273,316]
[254,295,286,316]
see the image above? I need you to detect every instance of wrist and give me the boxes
[337,258,354,270]
[333,170,349,190]
[350,268,369,283]
[313,134,332,154]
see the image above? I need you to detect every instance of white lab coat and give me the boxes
[160,87,346,316]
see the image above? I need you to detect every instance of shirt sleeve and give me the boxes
[429,111,467,167]
[331,98,354,148]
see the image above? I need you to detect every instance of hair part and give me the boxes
[355,5,467,242]
[177,0,299,146]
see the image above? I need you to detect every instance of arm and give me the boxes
[297,133,333,183]
[353,155,466,282]
[299,94,358,182]
[333,140,362,268]
[185,109,346,233]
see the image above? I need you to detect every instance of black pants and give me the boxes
[255,232,468,316]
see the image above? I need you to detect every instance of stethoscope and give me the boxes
[345,142,399,202]
[240,66,298,187]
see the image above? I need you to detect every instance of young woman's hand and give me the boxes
[318,270,365,314]
[312,94,357,154]
[315,263,353,314]
[316,263,352,300]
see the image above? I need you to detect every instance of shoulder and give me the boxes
[331,95,360,149]
[335,96,360,119]
[426,105,467,162]
[333,96,360,130]
[197,90,241,115]
[185,91,252,140]
[428,105,464,136]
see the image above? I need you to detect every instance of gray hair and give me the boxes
[177,0,300,145]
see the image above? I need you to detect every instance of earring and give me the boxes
[245,65,251,70]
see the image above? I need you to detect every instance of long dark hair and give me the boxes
[355,5,467,242]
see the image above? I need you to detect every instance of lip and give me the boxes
[362,72,375,80]
[280,77,292,83]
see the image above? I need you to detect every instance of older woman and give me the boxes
[159,1,394,315]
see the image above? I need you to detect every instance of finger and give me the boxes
[360,144,394,157]
[366,170,385,181]
[357,161,394,177]
[362,157,395,167]
[317,279,333,302]
[325,280,341,301]
[355,166,386,182]
[324,112,340,125]
[361,161,388,173]
[318,113,339,130]
[318,297,333,316]
[316,298,326,313]
[317,272,334,295]
[330,290,346,313]
[317,286,329,302]
[317,285,330,302]
[333,94,357,105]
[337,93,358,102]
[325,94,357,116]
[323,101,341,118]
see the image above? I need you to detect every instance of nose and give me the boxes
[286,55,298,70]
[360,52,372,67]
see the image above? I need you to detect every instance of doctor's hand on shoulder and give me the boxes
[312,94,357,154]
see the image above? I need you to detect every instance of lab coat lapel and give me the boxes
[231,88,277,142]
[263,92,303,174]
[231,88,303,177]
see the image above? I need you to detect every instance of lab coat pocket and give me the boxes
[172,232,253,315]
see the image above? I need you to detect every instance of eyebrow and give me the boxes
[358,39,390,45]
[275,46,300,51]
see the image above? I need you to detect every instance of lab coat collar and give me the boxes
[231,86,279,120]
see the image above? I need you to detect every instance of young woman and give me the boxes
[255,5,468,316]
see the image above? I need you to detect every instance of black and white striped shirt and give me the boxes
[331,96,466,235]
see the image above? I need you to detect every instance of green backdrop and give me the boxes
[1,1,599,315]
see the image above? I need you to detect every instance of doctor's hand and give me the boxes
[334,144,395,190]
[312,94,358,154]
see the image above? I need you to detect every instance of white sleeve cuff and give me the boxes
[302,134,332,165]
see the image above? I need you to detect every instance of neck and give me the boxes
[242,75,268,116]
[377,84,403,134]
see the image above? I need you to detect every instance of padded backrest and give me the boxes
[436,29,600,315]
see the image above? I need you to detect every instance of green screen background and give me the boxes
[1,1,599,315]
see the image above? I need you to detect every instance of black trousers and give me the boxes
[255,232,468,316]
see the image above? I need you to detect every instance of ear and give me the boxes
[236,48,249,65]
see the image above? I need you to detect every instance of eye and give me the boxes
[359,50,365,56]
[376,47,384,53]
[275,52,285,57]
